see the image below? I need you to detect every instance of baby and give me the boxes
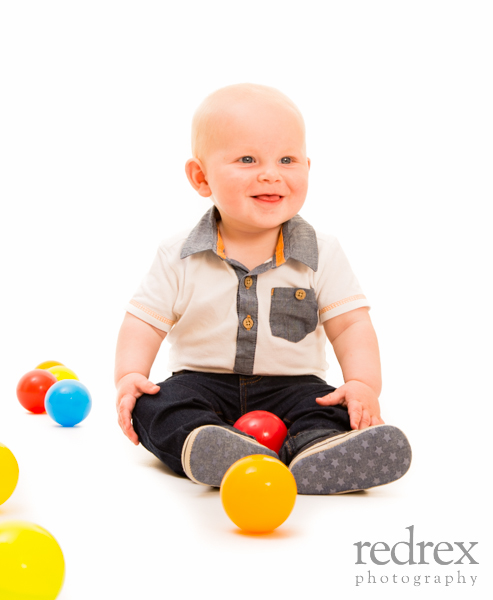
[114,83,411,494]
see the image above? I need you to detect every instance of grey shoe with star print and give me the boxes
[289,424,411,495]
[181,424,279,487]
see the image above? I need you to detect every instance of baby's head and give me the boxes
[190,83,306,163]
[185,83,310,233]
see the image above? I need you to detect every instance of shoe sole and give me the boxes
[181,425,278,487]
[289,424,412,495]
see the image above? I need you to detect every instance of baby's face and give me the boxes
[198,99,310,235]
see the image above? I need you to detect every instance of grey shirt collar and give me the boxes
[180,206,318,272]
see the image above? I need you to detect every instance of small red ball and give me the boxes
[16,369,58,414]
[234,410,288,453]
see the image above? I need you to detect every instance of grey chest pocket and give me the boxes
[269,287,319,343]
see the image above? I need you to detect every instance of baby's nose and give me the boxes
[258,167,282,182]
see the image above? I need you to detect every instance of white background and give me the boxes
[1,1,491,598]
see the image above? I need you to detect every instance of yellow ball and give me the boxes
[35,361,64,370]
[0,521,65,600]
[0,443,19,505]
[46,365,78,381]
[220,455,297,533]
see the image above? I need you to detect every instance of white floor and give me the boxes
[1,3,492,598]
[1,351,490,600]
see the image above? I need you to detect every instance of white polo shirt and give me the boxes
[127,207,370,378]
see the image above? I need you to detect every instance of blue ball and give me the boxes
[44,380,92,427]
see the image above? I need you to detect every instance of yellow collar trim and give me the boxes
[275,228,286,266]
[216,225,227,259]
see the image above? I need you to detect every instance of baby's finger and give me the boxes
[126,425,139,446]
[117,399,131,430]
[117,392,136,413]
[347,400,363,430]
[316,388,346,406]
[119,406,139,445]
[359,408,371,430]
[135,379,161,396]
[371,414,385,426]
[117,394,139,442]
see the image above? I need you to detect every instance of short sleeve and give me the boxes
[315,234,371,324]
[126,245,179,333]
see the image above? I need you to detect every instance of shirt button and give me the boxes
[244,276,253,289]
[295,289,306,300]
[243,315,254,330]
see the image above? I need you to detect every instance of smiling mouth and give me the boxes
[253,195,283,202]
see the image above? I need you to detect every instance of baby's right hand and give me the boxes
[116,373,160,445]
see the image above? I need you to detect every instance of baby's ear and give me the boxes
[185,158,211,197]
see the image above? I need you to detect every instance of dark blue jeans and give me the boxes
[132,371,351,477]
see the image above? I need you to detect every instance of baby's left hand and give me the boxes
[316,380,385,430]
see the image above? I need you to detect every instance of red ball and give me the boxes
[16,369,58,414]
[234,410,288,453]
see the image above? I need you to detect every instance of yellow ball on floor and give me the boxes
[0,443,19,505]
[0,521,65,600]
[47,365,78,381]
[220,455,297,533]
[35,360,64,370]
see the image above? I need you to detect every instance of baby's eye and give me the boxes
[239,156,254,163]
[280,157,292,164]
